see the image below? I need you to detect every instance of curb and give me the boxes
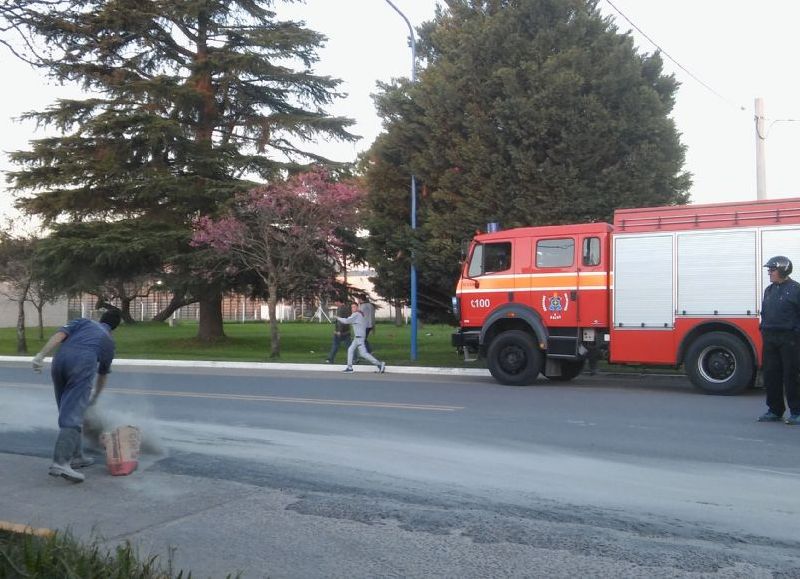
[0,355,491,377]
[0,520,55,537]
[1,356,686,379]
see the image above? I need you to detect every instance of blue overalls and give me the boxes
[50,318,115,464]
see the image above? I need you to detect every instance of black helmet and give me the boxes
[764,255,793,277]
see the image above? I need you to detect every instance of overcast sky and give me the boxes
[1,0,798,224]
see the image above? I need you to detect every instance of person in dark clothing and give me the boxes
[359,299,376,354]
[32,309,121,482]
[325,300,352,364]
[758,255,800,425]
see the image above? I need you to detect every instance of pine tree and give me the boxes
[5,0,356,339]
[364,0,691,320]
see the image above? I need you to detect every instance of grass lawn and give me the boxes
[2,321,681,375]
[0,320,483,368]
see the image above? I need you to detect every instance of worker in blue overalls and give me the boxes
[32,309,121,483]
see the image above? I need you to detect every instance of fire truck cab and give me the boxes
[452,197,800,395]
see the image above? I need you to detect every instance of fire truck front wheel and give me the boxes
[685,332,754,395]
[487,330,543,386]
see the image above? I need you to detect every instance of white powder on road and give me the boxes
[2,381,799,542]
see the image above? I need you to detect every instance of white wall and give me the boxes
[345,268,409,322]
[0,284,68,328]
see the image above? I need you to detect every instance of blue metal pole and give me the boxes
[384,0,418,360]
[410,175,418,360]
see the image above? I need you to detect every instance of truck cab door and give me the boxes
[576,233,609,329]
[531,236,579,329]
[459,239,514,327]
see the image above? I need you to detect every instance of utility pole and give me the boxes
[755,97,767,200]
[384,0,418,360]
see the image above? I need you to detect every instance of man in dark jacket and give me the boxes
[359,299,376,354]
[325,299,352,364]
[32,309,121,482]
[758,256,800,425]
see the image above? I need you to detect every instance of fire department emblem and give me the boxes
[542,292,569,320]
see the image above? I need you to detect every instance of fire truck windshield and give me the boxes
[468,242,511,276]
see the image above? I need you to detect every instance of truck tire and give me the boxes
[545,359,586,382]
[487,330,543,386]
[685,332,754,395]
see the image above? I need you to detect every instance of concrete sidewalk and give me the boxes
[0,453,274,577]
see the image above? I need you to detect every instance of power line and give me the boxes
[758,118,800,140]
[603,0,746,113]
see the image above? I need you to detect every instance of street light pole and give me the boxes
[755,97,767,200]
[383,0,418,360]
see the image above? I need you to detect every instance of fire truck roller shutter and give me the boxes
[684,331,755,395]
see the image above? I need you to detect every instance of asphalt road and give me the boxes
[1,361,799,578]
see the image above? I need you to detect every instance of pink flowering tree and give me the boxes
[192,167,364,357]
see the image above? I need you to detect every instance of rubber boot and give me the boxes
[50,428,85,482]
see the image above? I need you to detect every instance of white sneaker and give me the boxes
[49,463,85,483]
[71,456,95,469]
[377,361,386,374]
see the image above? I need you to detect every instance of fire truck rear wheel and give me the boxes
[487,330,543,386]
[685,332,754,395]
[544,359,586,382]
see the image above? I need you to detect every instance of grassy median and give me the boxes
[0,320,481,368]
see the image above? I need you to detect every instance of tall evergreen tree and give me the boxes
[34,220,186,324]
[364,0,691,320]
[5,0,356,340]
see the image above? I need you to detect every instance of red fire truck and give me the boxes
[451,197,800,394]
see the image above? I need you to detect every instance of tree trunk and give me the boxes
[120,296,136,324]
[341,251,347,287]
[16,300,27,354]
[153,292,196,322]
[267,283,280,358]
[394,299,404,326]
[197,289,224,342]
[36,304,44,340]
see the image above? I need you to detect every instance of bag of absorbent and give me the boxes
[100,425,141,476]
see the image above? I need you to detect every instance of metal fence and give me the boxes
[66,293,385,323]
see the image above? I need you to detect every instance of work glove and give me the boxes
[32,353,45,374]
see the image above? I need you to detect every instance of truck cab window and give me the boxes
[536,238,574,268]
[468,242,511,276]
[582,237,601,266]
[485,242,511,273]
[467,244,484,277]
